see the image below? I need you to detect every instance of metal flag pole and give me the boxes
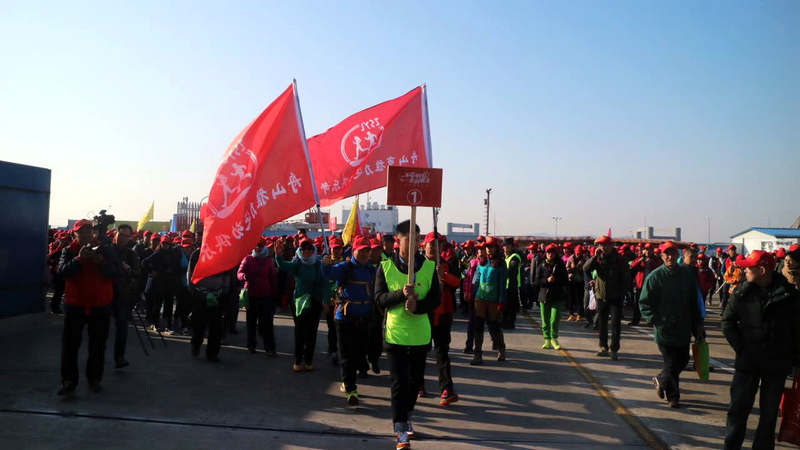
[292,79,329,254]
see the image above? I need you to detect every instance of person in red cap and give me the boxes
[502,237,522,329]
[110,224,141,369]
[583,235,631,360]
[565,244,587,323]
[462,241,487,354]
[141,233,181,333]
[782,244,800,289]
[172,232,196,335]
[629,243,662,326]
[526,243,544,313]
[324,236,346,362]
[57,218,121,396]
[237,236,279,356]
[470,236,507,365]
[368,238,383,265]
[423,232,461,406]
[639,241,704,408]
[47,230,72,314]
[696,253,716,306]
[534,243,568,350]
[274,237,330,372]
[721,250,800,448]
[721,244,743,314]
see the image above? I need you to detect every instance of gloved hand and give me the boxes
[497,303,506,312]
[206,293,218,307]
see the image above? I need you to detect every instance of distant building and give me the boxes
[342,202,398,234]
[634,226,682,241]
[447,223,480,243]
[730,227,800,254]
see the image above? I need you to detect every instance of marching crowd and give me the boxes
[46,217,800,450]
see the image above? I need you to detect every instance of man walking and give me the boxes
[584,235,630,360]
[639,241,703,408]
[722,250,800,449]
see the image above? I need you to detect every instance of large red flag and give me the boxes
[307,85,432,206]
[192,84,316,282]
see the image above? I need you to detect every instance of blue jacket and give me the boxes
[472,259,507,304]
[322,256,375,320]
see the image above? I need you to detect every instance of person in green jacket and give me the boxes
[639,241,703,408]
[274,237,330,372]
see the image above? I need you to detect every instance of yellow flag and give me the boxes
[342,196,361,246]
[189,219,196,233]
[137,201,154,231]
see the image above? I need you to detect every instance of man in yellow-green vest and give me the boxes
[502,237,522,329]
[375,220,441,449]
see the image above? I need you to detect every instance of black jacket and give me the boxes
[583,251,631,301]
[721,274,800,375]
[534,259,568,303]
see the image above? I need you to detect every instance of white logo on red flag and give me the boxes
[308,86,431,207]
[192,85,316,283]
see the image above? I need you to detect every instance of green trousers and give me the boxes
[540,301,562,340]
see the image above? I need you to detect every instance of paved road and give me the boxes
[0,293,793,449]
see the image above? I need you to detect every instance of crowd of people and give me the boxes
[45,217,800,450]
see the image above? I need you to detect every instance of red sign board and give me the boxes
[386,166,442,207]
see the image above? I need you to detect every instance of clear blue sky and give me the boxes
[1,0,798,242]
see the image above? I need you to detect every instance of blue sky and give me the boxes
[1,1,798,242]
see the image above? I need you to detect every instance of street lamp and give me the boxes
[552,216,562,239]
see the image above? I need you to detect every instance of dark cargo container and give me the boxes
[0,161,51,318]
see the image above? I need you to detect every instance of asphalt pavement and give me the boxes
[0,293,795,449]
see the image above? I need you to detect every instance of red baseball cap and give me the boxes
[353,236,371,251]
[643,243,653,249]
[151,234,161,243]
[71,219,92,232]
[484,237,499,247]
[181,238,194,248]
[790,243,800,256]
[574,244,584,254]
[594,235,612,245]
[370,239,381,249]
[659,241,679,253]
[727,244,737,251]
[737,250,776,271]
[476,236,486,243]
[563,241,573,248]
[423,232,438,244]
[182,230,195,239]
[330,237,343,248]
[776,248,786,259]
[545,243,559,253]
[172,236,181,244]
[716,248,723,253]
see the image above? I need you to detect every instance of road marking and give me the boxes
[523,312,670,450]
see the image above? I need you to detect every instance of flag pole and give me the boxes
[422,84,439,266]
[292,79,329,254]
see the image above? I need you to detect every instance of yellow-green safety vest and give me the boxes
[506,253,521,288]
[381,258,435,346]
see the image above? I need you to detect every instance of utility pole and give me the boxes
[484,188,492,236]
[706,216,711,245]
[552,216,562,239]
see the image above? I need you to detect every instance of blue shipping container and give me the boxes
[0,160,51,317]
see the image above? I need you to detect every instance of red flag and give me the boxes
[192,84,316,283]
[308,86,432,206]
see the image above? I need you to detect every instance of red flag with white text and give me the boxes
[192,85,316,282]
[307,86,432,206]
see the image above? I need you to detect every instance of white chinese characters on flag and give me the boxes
[192,84,316,283]
[307,86,432,206]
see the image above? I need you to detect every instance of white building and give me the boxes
[342,202,399,234]
[729,227,800,254]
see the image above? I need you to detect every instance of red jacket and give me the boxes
[630,256,662,289]
[433,251,461,326]
[59,240,114,313]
